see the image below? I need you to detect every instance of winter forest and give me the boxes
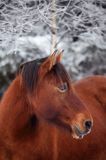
[0,0,106,96]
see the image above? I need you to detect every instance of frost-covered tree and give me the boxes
[0,0,106,54]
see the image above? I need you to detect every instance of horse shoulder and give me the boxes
[73,75,106,111]
[71,76,106,160]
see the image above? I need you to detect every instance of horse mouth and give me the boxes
[71,125,91,139]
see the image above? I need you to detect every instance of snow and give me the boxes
[0,0,106,93]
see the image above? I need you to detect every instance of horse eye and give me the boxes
[29,114,38,128]
[58,83,68,93]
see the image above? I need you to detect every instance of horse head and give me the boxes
[19,51,93,139]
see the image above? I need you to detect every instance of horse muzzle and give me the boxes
[71,120,93,139]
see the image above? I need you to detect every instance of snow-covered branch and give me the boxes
[0,0,105,54]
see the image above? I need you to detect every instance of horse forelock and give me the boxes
[18,57,70,92]
[52,63,71,86]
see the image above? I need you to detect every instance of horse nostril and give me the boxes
[84,120,92,130]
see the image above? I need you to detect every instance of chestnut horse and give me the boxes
[72,76,106,160]
[0,52,92,160]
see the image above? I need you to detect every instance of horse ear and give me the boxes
[56,51,63,63]
[39,51,56,78]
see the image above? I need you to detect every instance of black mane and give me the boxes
[18,57,70,92]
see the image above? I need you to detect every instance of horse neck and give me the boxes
[36,122,59,160]
[0,76,59,160]
[0,76,25,108]
[0,76,29,139]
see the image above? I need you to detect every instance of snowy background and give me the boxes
[0,0,106,96]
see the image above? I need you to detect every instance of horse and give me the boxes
[0,51,93,160]
[0,91,3,99]
[72,75,106,160]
